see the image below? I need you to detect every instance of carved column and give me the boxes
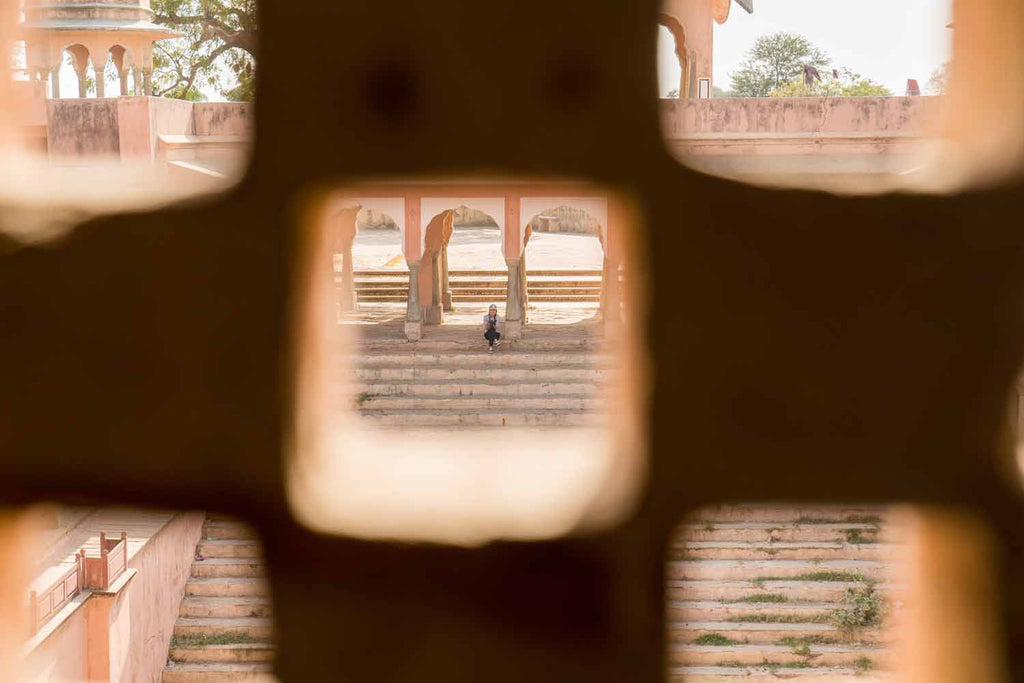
[404,262,423,341]
[504,259,523,340]
[94,61,106,98]
[441,244,453,311]
[49,67,61,99]
[337,245,356,313]
[422,251,443,324]
[143,69,153,96]
[133,67,144,97]
[519,250,529,324]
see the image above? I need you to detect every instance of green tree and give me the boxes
[151,0,257,101]
[729,32,830,97]
[926,62,950,94]
[768,68,892,98]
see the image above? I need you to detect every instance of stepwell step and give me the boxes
[358,410,602,427]
[359,395,601,411]
[354,381,602,397]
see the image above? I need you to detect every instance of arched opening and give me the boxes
[522,204,605,327]
[108,45,134,96]
[657,14,688,99]
[422,203,503,327]
[58,44,91,98]
[345,206,407,324]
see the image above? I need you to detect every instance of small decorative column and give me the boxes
[133,66,144,97]
[405,261,423,341]
[93,59,106,98]
[143,68,152,96]
[49,67,61,98]
[119,68,129,96]
[441,244,453,311]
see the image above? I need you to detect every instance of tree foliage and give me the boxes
[151,0,257,101]
[769,68,892,98]
[926,62,950,95]
[729,32,830,98]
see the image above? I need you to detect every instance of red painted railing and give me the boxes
[29,530,129,635]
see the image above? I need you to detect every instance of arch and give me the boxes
[59,44,91,98]
[422,203,504,321]
[420,197,505,255]
[657,13,689,100]
[108,44,135,96]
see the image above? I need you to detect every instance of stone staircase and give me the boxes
[352,344,609,428]
[163,515,275,682]
[667,504,905,682]
[350,268,603,304]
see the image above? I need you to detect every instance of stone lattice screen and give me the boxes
[1,0,1023,682]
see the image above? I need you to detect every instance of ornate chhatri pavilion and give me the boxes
[18,0,181,98]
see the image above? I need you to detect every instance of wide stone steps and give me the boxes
[165,516,275,683]
[170,643,275,664]
[161,662,275,682]
[667,600,836,622]
[353,351,609,367]
[349,268,604,303]
[357,409,601,427]
[666,506,897,681]
[667,541,896,561]
[198,539,263,558]
[359,394,600,411]
[666,579,903,603]
[669,666,874,682]
[354,380,600,397]
[676,522,888,544]
[689,505,883,525]
[668,643,887,667]
[186,577,270,598]
[666,559,891,582]
[191,558,266,579]
[179,596,273,619]
[667,621,880,646]
[354,366,608,382]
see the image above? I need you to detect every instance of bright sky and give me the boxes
[658,0,953,96]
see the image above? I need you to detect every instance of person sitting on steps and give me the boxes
[484,304,502,353]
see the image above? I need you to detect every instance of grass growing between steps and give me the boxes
[793,514,883,526]
[170,633,265,648]
[723,593,788,604]
[844,528,879,544]
[714,660,812,671]
[752,571,871,587]
[691,633,740,646]
[830,585,885,630]
[777,635,838,648]
[727,613,831,624]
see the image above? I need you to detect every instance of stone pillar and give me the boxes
[143,69,152,96]
[77,72,88,98]
[337,245,356,313]
[133,67,144,97]
[49,67,61,99]
[602,256,621,339]
[94,62,106,98]
[504,259,524,340]
[441,244,453,311]
[519,250,529,324]
[119,70,129,96]
[422,251,443,324]
[404,261,423,341]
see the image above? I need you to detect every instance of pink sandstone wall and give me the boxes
[117,97,196,162]
[193,102,252,136]
[22,511,203,683]
[119,510,203,683]
[22,604,89,682]
[46,99,120,162]
[661,96,943,139]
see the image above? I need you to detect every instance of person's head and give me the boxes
[489,304,497,316]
